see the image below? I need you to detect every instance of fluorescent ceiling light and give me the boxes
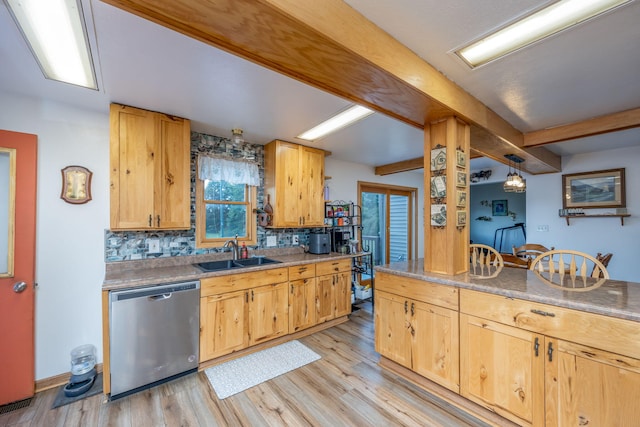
[297,105,374,141]
[456,0,631,68]
[5,0,97,89]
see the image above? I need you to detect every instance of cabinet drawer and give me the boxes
[316,259,351,276]
[460,289,640,359]
[376,271,458,310]
[288,263,316,281]
[201,267,288,297]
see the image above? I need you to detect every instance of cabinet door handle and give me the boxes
[290,284,294,294]
[148,214,152,227]
[157,215,160,227]
[251,290,254,301]
[245,292,248,303]
[531,308,556,317]
[534,337,540,357]
[404,300,408,314]
[548,342,554,362]
[411,302,415,316]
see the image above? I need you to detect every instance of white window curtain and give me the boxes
[198,156,260,186]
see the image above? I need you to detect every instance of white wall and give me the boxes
[0,92,110,380]
[325,158,425,259]
[526,146,639,282]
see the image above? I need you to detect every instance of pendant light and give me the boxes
[231,128,244,147]
[503,154,526,193]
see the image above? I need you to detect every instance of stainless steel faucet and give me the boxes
[223,234,240,260]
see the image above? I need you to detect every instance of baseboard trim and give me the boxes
[35,363,103,393]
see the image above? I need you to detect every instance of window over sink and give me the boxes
[196,156,258,247]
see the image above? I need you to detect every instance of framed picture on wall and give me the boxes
[431,204,446,226]
[562,168,626,209]
[430,147,447,171]
[60,165,92,204]
[456,150,466,169]
[430,176,446,198]
[456,171,467,187]
[492,199,508,216]
[456,190,467,207]
[456,210,466,226]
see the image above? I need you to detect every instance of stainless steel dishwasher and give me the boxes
[109,280,200,399]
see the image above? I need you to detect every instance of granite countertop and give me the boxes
[103,248,363,291]
[376,259,640,322]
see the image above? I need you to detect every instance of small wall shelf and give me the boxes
[560,214,630,226]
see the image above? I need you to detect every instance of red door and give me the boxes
[0,130,37,405]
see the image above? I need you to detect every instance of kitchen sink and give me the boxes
[194,259,241,272]
[194,257,281,272]
[234,257,282,267]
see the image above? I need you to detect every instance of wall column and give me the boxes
[424,116,470,275]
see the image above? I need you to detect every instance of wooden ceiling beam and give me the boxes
[524,107,640,146]
[101,0,560,173]
[375,151,483,176]
[375,157,424,176]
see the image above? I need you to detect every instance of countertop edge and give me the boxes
[375,264,640,323]
[103,252,365,291]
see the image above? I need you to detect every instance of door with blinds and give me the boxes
[359,182,415,266]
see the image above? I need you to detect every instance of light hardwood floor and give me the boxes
[0,303,489,427]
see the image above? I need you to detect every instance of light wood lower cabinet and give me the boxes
[200,283,288,361]
[460,288,640,427]
[199,260,353,364]
[546,339,640,427]
[316,259,352,323]
[460,313,544,426]
[200,289,248,361]
[248,283,288,345]
[199,268,288,361]
[288,263,317,333]
[374,272,460,392]
[376,290,459,392]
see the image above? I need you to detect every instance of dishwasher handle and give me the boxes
[148,293,172,301]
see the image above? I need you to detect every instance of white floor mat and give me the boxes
[204,340,320,399]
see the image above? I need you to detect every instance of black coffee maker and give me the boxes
[333,230,351,253]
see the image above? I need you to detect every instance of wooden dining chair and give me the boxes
[592,252,613,278]
[530,249,609,291]
[469,244,503,278]
[502,253,531,269]
[513,243,554,260]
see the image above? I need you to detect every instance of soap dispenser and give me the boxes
[241,243,249,259]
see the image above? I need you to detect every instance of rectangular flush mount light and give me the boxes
[456,0,632,68]
[297,105,374,141]
[5,0,97,89]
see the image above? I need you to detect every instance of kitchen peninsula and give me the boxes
[375,260,640,427]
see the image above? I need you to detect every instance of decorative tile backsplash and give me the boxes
[105,131,324,262]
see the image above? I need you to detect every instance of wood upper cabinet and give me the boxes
[109,103,191,230]
[460,313,544,427]
[374,271,460,392]
[264,139,325,227]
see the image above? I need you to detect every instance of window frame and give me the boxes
[195,177,257,248]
